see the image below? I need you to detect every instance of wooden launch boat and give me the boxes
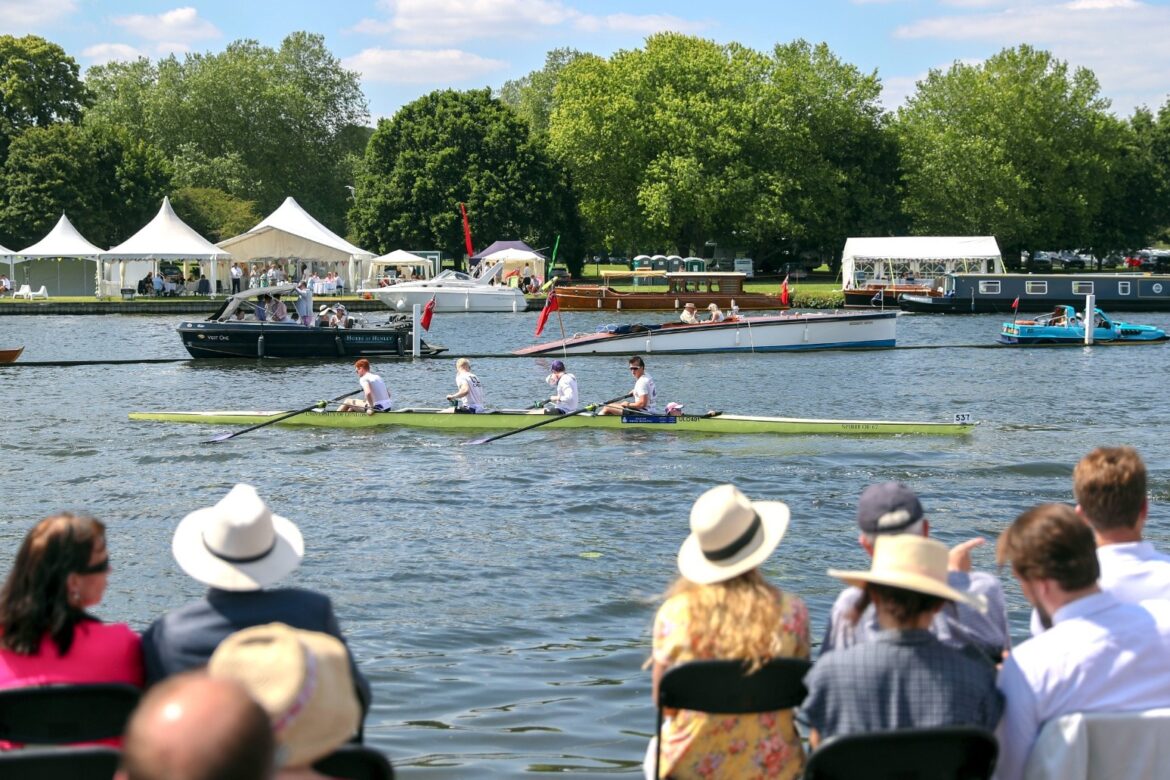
[552,272,786,312]
[0,347,23,363]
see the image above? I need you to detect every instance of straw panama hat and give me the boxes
[172,483,304,591]
[827,534,987,612]
[678,484,790,585]
[209,623,360,768]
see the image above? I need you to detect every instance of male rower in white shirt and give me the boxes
[599,356,656,415]
[339,358,391,414]
[543,359,578,415]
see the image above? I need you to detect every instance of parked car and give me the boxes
[1027,251,1054,272]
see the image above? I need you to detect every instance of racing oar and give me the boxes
[205,390,359,444]
[466,393,632,445]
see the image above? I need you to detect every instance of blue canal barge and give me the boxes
[899,273,1170,313]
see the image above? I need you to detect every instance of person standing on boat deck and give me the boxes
[293,280,314,327]
[599,356,657,415]
[706,303,724,322]
[544,359,578,415]
[339,359,392,414]
[447,358,486,413]
[800,535,1002,749]
[994,503,1170,780]
[230,263,242,294]
[820,482,1010,663]
[679,302,699,324]
[266,294,289,323]
[253,295,268,322]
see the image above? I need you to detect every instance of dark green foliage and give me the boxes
[170,187,262,242]
[0,35,89,163]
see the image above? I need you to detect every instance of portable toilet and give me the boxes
[683,256,706,272]
[733,258,754,277]
[632,254,652,287]
[651,254,669,272]
[666,255,684,273]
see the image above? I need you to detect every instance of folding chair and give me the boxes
[655,657,811,779]
[1024,708,1170,780]
[313,744,395,779]
[804,726,998,780]
[0,683,140,744]
[0,745,120,780]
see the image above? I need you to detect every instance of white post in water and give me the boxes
[412,303,421,357]
[1084,293,1095,345]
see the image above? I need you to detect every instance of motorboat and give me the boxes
[514,310,897,356]
[998,305,1167,345]
[372,263,528,313]
[176,284,447,359]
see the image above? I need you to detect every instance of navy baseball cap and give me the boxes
[550,360,566,372]
[856,482,925,534]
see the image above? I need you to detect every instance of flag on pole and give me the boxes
[459,202,474,259]
[1011,296,1020,311]
[420,294,437,331]
[780,275,790,306]
[535,289,559,337]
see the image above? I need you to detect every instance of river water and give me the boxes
[1,308,1169,776]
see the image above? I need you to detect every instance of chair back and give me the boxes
[1024,708,1170,780]
[313,744,395,779]
[0,683,140,744]
[803,726,997,780]
[655,658,810,778]
[0,745,120,780]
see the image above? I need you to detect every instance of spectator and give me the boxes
[820,482,1009,663]
[995,503,1170,780]
[0,513,143,700]
[210,623,361,774]
[116,671,274,780]
[141,484,371,717]
[230,263,243,294]
[152,272,164,296]
[800,534,1002,747]
[647,484,808,780]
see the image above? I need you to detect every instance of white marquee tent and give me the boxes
[361,249,435,286]
[841,236,1004,290]
[217,197,373,288]
[101,197,232,295]
[14,214,106,296]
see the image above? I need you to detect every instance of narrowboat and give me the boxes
[900,273,1170,313]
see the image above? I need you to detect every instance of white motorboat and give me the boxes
[372,263,528,313]
[514,310,897,355]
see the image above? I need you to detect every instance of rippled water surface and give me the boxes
[2,308,1170,776]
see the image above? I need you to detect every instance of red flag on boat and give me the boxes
[459,202,474,258]
[1011,296,1020,311]
[780,275,790,306]
[420,294,437,331]
[535,289,559,337]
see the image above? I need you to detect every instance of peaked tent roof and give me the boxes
[371,249,431,264]
[102,197,230,260]
[216,196,373,263]
[470,240,546,262]
[16,214,105,260]
[0,242,13,257]
[841,236,1002,262]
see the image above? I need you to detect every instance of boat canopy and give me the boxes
[841,236,1004,290]
[208,282,303,321]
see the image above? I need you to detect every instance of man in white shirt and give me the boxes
[446,357,486,413]
[339,358,391,413]
[679,302,699,324]
[994,503,1170,780]
[543,359,578,415]
[599,356,656,415]
[230,263,242,294]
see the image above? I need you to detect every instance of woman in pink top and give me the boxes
[0,513,143,693]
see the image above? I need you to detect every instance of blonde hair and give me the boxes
[456,358,471,371]
[656,569,786,673]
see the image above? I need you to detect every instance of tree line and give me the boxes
[2,32,1169,273]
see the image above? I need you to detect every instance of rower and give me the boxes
[598,356,657,416]
[338,359,392,414]
[544,359,579,415]
[446,357,486,413]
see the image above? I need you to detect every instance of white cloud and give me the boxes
[82,42,146,65]
[342,48,508,84]
[113,6,220,44]
[0,0,75,28]
[351,0,708,45]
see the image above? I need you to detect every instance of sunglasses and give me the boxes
[77,557,109,575]
[629,366,641,371]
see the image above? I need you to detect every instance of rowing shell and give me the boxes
[128,409,977,436]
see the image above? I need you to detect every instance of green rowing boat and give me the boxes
[128,409,977,436]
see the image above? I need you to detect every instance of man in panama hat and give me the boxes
[140,484,371,717]
[800,534,1002,748]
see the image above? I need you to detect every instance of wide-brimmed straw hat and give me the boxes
[677,485,790,584]
[209,623,360,768]
[172,484,304,591]
[827,534,986,611]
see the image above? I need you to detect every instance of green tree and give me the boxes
[0,123,170,248]
[170,187,261,242]
[85,33,368,232]
[498,48,584,137]
[0,35,88,161]
[350,89,583,272]
[895,45,1120,261]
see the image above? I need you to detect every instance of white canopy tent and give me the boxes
[478,247,547,282]
[360,249,435,287]
[15,214,106,296]
[217,197,373,289]
[841,236,1004,289]
[101,197,231,295]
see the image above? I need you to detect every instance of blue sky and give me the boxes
[5,0,1169,121]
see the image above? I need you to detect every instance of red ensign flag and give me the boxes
[535,290,559,337]
[780,275,790,306]
[460,202,474,258]
[420,294,437,331]
[1011,296,1020,311]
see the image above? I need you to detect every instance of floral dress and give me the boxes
[652,590,810,779]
